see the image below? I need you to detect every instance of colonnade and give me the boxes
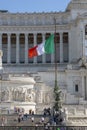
[0,32,69,64]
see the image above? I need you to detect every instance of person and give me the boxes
[21,114,24,121]
[32,111,34,115]
[41,117,44,123]
[31,116,34,122]
[1,122,4,126]
[25,113,28,120]
[8,109,10,114]
[18,117,20,123]
[4,116,7,125]
[1,116,5,126]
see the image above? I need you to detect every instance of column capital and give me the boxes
[33,33,37,36]
[7,33,11,37]
[42,33,45,36]
[16,33,20,36]
[59,32,63,35]
[25,33,28,36]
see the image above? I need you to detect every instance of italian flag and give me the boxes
[28,34,54,58]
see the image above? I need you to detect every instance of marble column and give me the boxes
[69,31,71,63]
[51,33,54,63]
[81,73,85,99]
[38,91,42,103]
[60,32,63,63]
[85,76,87,100]
[42,33,46,63]
[25,33,28,64]
[16,33,19,64]
[34,33,37,63]
[82,30,85,59]
[7,33,11,64]
[0,33,2,50]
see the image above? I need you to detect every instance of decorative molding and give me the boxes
[0,24,70,33]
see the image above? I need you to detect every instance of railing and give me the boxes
[0,126,87,130]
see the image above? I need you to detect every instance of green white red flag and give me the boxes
[28,34,54,58]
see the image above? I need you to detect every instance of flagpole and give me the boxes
[54,17,57,88]
[52,17,58,117]
[53,17,62,115]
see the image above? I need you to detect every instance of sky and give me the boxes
[0,0,71,13]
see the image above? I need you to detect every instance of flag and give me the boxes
[28,34,54,58]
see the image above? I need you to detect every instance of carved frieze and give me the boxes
[0,24,70,33]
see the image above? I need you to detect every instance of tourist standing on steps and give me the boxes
[18,116,21,123]
[21,114,24,121]
[31,116,34,122]
[1,116,5,126]
[41,117,44,123]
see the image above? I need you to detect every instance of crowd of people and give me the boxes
[53,111,64,125]
[0,107,65,127]
[15,108,65,127]
[17,114,45,124]
[43,108,51,116]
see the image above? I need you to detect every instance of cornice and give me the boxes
[0,11,71,27]
[0,11,69,19]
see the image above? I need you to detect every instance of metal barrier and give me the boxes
[0,126,87,130]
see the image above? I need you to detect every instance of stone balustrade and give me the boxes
[67,108,87,117]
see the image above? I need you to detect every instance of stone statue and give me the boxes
[25,89,35,102]
[78,57,87,68]
[1,91,5,101]
[5,90,9,101]
[13,88,26,101]
[67,64,72,70]
[45,93,50,104]
[64,108,68,121]
[37,91,42,103]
